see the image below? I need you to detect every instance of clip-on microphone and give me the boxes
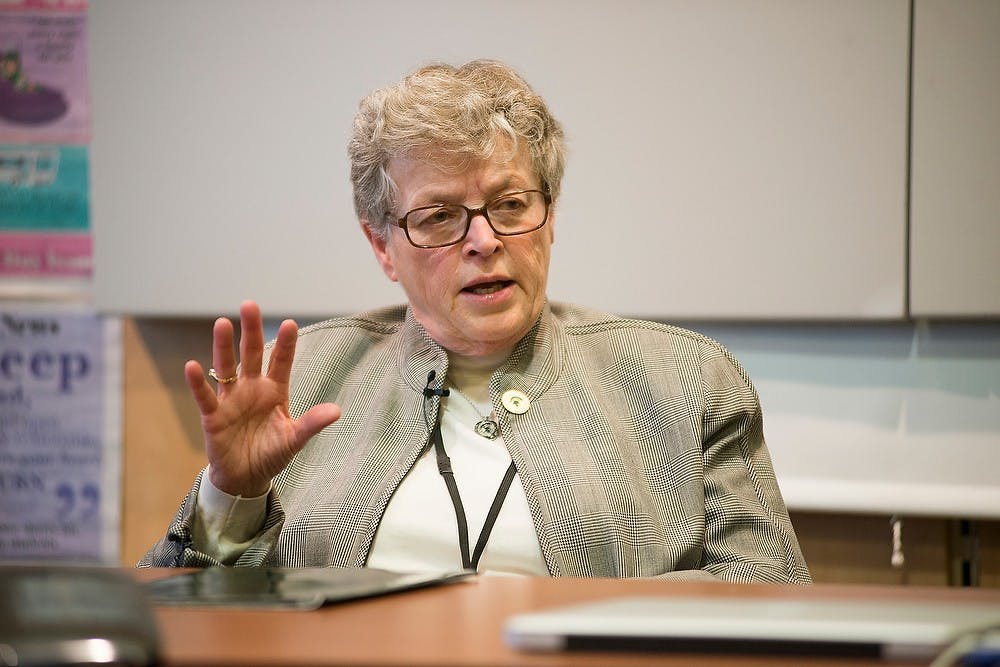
[423,370,451,398]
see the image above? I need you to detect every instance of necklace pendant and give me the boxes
[474,418,500,440]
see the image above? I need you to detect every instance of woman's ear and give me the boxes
[361,219,398,282]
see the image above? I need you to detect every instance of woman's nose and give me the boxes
[463,213,502,255]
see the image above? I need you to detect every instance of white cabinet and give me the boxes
[910,0,1000,317]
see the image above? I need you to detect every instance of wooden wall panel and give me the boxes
[121,318,209,566]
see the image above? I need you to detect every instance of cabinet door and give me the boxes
[91,1,909,319]
[910,0,1000,317]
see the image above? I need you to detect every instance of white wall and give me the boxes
[90,0,909,319]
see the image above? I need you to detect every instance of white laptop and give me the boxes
[504,595,1000,661]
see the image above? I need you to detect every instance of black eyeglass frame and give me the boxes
[391,189,552,249]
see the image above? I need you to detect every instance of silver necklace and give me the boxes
[448,386,500,440]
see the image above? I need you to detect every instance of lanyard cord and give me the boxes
[422,370,518,571]
[429,419,517,571]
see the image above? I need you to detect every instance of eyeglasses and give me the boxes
[392,189,551,248]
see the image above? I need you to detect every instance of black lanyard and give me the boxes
[429,419,517,571]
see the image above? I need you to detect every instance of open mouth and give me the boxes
[463,280,513,295]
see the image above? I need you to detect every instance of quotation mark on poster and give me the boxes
[55,481,99,520]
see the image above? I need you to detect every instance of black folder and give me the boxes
[144,565,472,610]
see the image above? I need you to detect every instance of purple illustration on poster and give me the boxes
[0,1,89,144]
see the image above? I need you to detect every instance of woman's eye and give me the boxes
[494,197,526,212]
[430,209,459,223]
[414,207,460,227]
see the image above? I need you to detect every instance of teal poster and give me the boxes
[0,144,90,279]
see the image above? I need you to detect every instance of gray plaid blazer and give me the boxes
[140,302,810,583]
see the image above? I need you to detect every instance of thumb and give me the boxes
[291,403,342,448]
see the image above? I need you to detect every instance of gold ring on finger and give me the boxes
[209,368,238,385]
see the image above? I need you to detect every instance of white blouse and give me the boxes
[366,389,548,575]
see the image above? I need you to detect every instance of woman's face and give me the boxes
[364,147,554,359]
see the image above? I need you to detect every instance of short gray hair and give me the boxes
[348,60,566,239]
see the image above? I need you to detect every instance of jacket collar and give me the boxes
[397,308,450,396]
[396,302,565,403]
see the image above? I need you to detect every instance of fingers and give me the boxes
[266,319,299,385]
[205,302,297,393]
[184,359,218,415]
[211,316,237,389]
[238,300,265,377]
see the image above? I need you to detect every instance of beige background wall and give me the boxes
[121,318,999,586]
[92,0,1000,529]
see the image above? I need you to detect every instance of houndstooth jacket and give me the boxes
[139,302,811,584]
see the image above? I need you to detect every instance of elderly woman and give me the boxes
[140,60,810,583]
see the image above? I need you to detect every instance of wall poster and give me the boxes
[1,0,91,297]
[0,303,121,563]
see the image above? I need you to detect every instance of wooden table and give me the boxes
[135,570,1000,667]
